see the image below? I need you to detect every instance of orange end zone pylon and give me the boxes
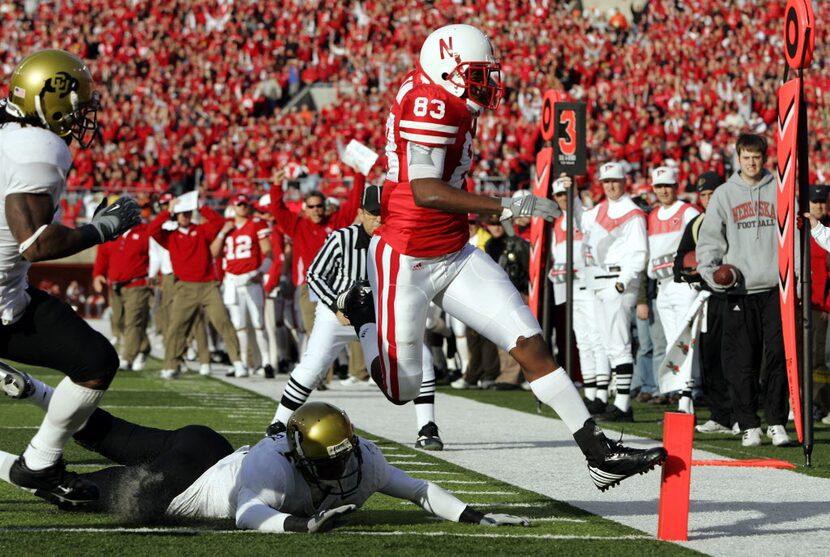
[657,412,799,541]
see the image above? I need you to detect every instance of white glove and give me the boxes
[499,194,560,222]
[85,195,142,243]
[480,513,530,527]
[307,504,357,533]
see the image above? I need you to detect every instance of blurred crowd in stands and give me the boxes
[4,0,829,227]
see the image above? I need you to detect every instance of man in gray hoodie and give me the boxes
[696,133,790,448]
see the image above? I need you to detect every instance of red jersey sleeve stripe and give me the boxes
[399,120,459,133]
[399,131,455,145]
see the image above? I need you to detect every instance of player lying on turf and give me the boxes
[1,364,528,532]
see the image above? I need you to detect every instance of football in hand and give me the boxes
[713,264,741,288]
[681,251,698,275]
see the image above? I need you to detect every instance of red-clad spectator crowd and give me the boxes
[1,0,829,219]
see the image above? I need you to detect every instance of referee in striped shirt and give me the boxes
[267,186,444,450]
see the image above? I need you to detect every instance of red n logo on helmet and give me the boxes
[439,37,454,59]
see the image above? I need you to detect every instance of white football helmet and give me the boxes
[418,24,504,112]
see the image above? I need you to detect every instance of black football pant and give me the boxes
[0,288,118,383]
[699,294,734,427]
[722,288,789,430]
[72,409,233,521]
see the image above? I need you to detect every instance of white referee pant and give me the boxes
[591,282,637,368]
[571,288,610,381]
[370,237,541,403]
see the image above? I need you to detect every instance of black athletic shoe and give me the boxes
[574,420,667,492]
[336,280,375,331]
[9,456,99,506]
[595,405,634,423]
[263,364,275,379]
[277,360,292,374]
[583,397,607,415]
[0,360,34,399]
[414,422,444,451]
[266,421,286,437]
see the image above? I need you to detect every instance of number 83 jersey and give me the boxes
[379,70,476,257]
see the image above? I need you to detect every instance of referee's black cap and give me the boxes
[362,185,381,215]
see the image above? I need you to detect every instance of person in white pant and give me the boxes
[211,194,273,378]
[646,167,700,413]
[268,187,444,450]
[548,178,610,415]
[568,162,648,422]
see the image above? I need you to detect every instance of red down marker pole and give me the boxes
[657,413,694,541]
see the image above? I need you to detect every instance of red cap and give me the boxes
[231,193,249,206]
[159,192,174,204]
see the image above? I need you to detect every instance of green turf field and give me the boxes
[0,361,701,556]
[442,386,830,479]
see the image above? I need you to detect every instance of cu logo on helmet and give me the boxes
[44,72,79,98]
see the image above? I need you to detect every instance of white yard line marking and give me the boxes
[434,480,488,485]
[397,502,551,508]
[388,462,438,466]
[533,516,588,523]
[0,527,645,540]
[401,471,461,475]
[449,490,518,495]
[380,454,415,458]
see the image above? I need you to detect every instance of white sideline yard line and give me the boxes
[0,527,645,540]
[433,480,488,485]
[400,502,549,509]
[449,490,518,495]
[401,471,461,475]
[388,461,438,466]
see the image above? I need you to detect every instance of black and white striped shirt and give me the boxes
[307,223,370,312]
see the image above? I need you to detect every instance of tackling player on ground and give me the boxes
[0,50,140,505]
[1,364,527,531]
[338,24,666,490]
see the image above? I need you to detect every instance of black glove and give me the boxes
[284,504,357,533]
[82,195,141,244]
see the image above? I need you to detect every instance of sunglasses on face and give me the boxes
[306,203,325,210]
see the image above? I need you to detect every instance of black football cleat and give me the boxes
[574,419,667,492]
[595,405,634,423]
[336,280,375,332]
[266,421,286,437]
[9,456,99,506]
[263,364,275,379]
[583,397,607,415]
[0,360,34,400]
[414,422,443,451]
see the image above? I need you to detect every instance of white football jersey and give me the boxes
[0,123,72,324]
[166,435,393,522]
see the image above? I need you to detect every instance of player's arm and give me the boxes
[696,191,728,291]
[269,172,302,236]
[617,216,648,288]
[256,224,273,278]
[199,205,226,240]
[6,192,139,263]
[333,172,366,227]
[673,217,700,283]
[379,465,528,527]
[210,221,235,258]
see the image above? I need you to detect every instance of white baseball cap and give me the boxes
[598,162,625,181]
[552,178,567,195]
[651,166,678,186]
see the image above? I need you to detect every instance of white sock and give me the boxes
[596,388,608,404]
[0,450,15,482]
[615,393,631,412]
[254,328,270,367]
[357,323,380,369]
[414,402,435,429]
[530,368,591,433]
[584,386,597,400]
[454,335,469,373]
[237,329,249,367]
[23,377,105,470]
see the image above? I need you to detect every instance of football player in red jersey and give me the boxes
[212,194,274,378]
[339,24,666,491]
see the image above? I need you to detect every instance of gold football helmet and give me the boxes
[286,402,362,496]
[5,49,100,148]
